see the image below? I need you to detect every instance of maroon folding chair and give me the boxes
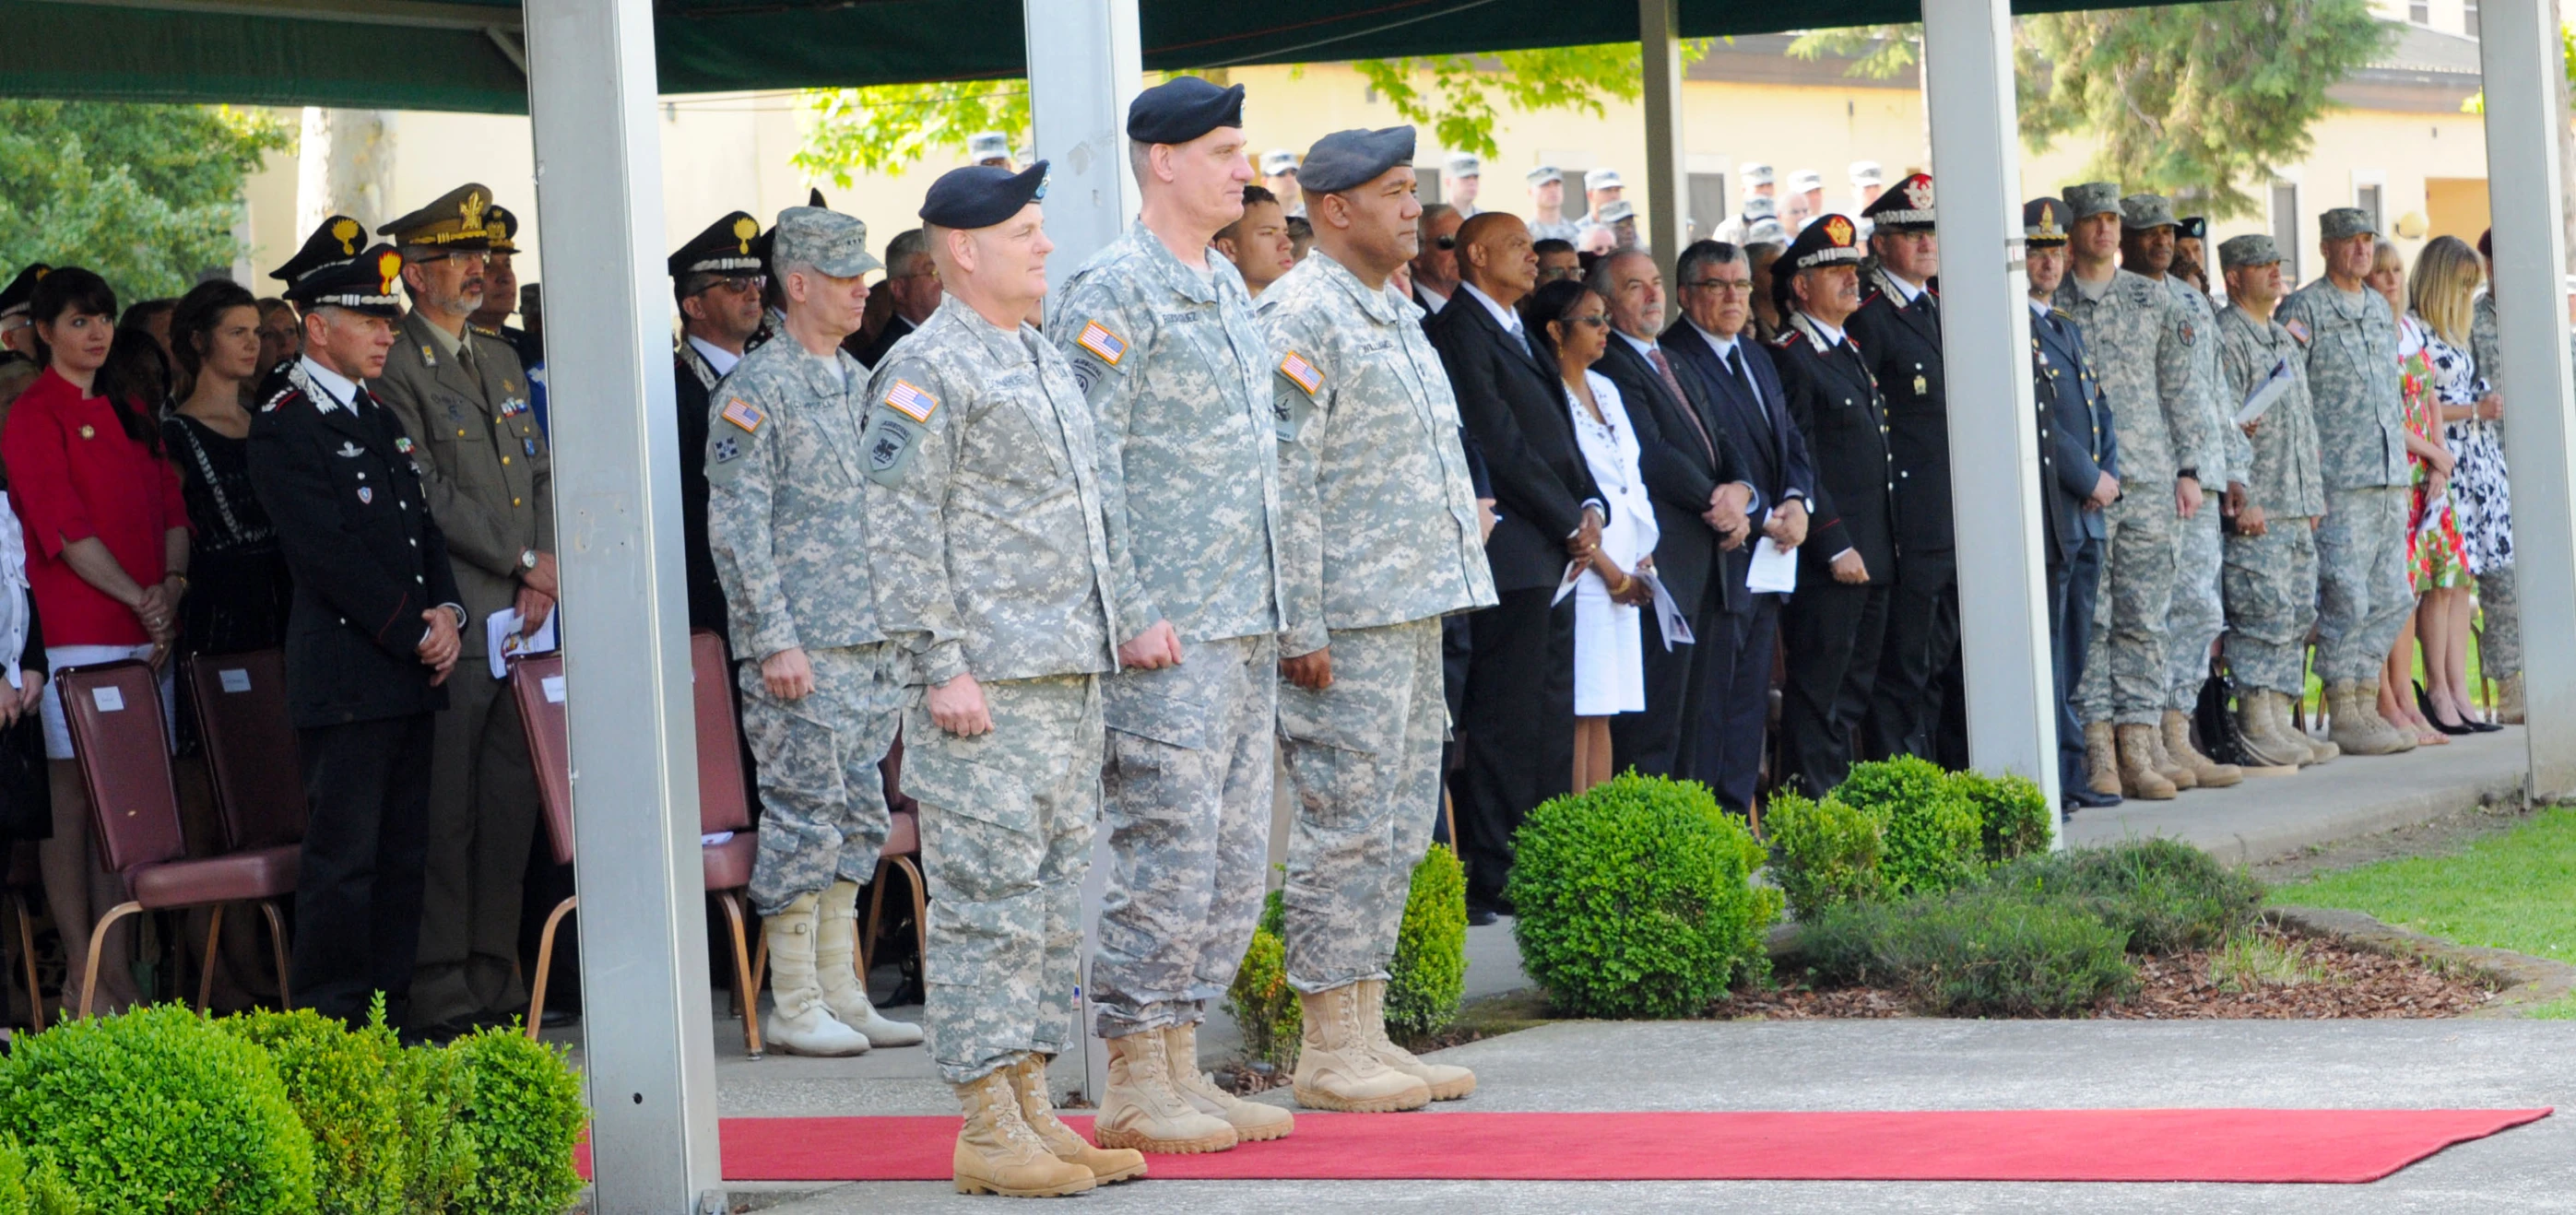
[58,660,294,1017]
[186,651,308,852]
[747,734,929,1009]
[6,843,44,1031]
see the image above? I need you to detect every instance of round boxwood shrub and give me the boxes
[447,1028,588,1215]
[1223,925,1299,1068]
[0,1138,80,1215]
[1834,757,1983,898]
[1761,789,1885,920]
[1950,770,2055,865]
[1386,843,1468,1039]
[0,1003,315,1213]
[222,1006,408,1215]
[1507,773,1780,1019]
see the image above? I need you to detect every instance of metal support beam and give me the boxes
[1919,0,2062,832]
[1639,0,1687,287]
[522,1,723,1210]
[2478,0,2576,798]
[1025,0,1142,283]
[57,0,521,32]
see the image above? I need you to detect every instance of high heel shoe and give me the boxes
[2416,681,2475,737]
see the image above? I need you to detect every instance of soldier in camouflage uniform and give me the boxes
[2212,234,2335,771]
[2121,195,2241,788]
[2053,182,2211,800]
[2468,286,2523,721]
[860,162,1143,1198]
[1049,77,1296,1154]
[1256,127,1496,1115]
[2277,207,2417,756]
[703,206,921,1058]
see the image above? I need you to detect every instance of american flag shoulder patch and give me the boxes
[1279,351,1323,395]
[882,379,940,424]
[720,397,765,432]
[1075,320,1128,366]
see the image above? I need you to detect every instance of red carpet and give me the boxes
[699,1107,2549,1184]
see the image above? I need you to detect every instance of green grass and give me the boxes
[2271,806,2576,974]
[2210,930,2326,993]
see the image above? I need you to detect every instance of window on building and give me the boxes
[1687,173,1728,242]
[2272,182,2302,282]
[1419,168,1445,207]
[2357,183,2384,236]
[2409,0,2428,23]
[2464,0,2479,35]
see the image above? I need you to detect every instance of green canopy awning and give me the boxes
[0,0,2125,113]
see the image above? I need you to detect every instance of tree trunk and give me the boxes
[295,107,397,236]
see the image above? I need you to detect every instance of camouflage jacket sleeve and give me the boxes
[857,356,971,687]
[1261,301,1330,659]
[2471,292,2501,399]
[700,371,799,661]
[2156,286,2215,478]
[1049,273,1160,637]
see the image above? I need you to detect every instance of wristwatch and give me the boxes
[2176,467,2199,482]
[519,549,540,572]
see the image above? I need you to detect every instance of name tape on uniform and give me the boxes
[721,397,766,433]
[882,379,941,424]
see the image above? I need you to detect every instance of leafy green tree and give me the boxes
[0,101,291,301]
[794,80,1028,188]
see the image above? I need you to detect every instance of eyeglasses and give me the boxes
[1433,234,1457,251]
[694,274,767,297]
[1684,277,1755,295]
[1564,313,1611,329]
[415,251,490,266]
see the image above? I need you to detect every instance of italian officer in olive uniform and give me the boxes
[246,218,466,1029]
[368,183,555,1036]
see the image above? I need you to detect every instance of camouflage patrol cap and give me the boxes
[2119,194,2177,230]
[770,206,882,278]
[2320,206,2377,242]
[2062,182,2121,219]
[2218,233,2285,269]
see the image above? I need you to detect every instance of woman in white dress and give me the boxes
[1521,278,1658,793]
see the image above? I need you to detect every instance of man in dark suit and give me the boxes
[247,219,466,1030]
[1667,241,1818,811]
[1427,211,1604,919]
[1846,173,1962,768]
[853,228,939,368]
[2026,197,2124,809]
[1768,216,1896,798]
[1586,249,1755,779]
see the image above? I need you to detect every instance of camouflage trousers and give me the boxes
[1090,633,1277,1039]
[1277,617,1445,995]
[2222,517,2320,697]
[904,674,1101,1085]
[2074,488,2177,725]
[2314,486,2414,684]
[2165,502,2227,711]
[2478,564,2522,679]
[737,643,899,914]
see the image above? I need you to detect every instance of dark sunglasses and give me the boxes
[1433,234,1457,251]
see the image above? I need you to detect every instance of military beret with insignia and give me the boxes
[2119,194,2177,231]
[771,206,881,278]
[380,182,496,250]
[1298,126,1417,195]
[0,263,50,318]
[1127,76,1246,146]
[920,161,1052,230]
[2062,182,2121,220]
[1862,172,1935,232]
[2219,233,2285,270]
[671,211,766,278]
[274,215,404,317]
[2177,216,2207,241]
[2024,197,2072,247]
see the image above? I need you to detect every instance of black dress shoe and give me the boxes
[2416,682,2476,736]
[2065,786,2122,811]
[539,1007,580,1030]
[1465,907,1499,927]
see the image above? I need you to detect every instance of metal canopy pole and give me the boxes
[2477,0,2576,799]
[1639,0,1687,285]
[520,0,723,1209]
[1918,0,2062,832]
[1026,0,1142,284]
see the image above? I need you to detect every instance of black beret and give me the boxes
[1297,126,1416,195]
[2177,216,2208,241]
[671,211,765,277]
[1127,76,1246,146]
[272,215,405,317]
[919,161,1051,230]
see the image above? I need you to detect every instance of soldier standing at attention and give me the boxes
[702,206,922,1057]
[368,183,553,1038]
[2276,208,2418,756]
[2213,234,2335,772]
[861,162,1144,1198]
[2121,194,2242,790]
[670,211,769,636]
[1258,126,1497,1115]
[1050,77,1294,1153]
[2053,182,2207,802]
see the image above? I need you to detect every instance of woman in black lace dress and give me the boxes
[165,281,293,665]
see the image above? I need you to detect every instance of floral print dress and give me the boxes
[2419,314,2513,576]
[2395,314,2471,590]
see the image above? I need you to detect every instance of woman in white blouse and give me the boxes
[1522,278,1658,793]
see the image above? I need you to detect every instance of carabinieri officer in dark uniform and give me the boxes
[247,217,467,1030]
[669,210,769,637]
[1769,214,1895,798]
[1845,172,1961,767]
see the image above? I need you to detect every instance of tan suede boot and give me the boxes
[1164,1021,1294,1142]
[2232,691,2306,773]
[1353,978,1475,1100]
[2498,674,2525,725]
[2272,693,2337,763]
[2161,710,2242,787]
[1009,1054,1146,1184]
[814,879,923,1047]
[2146,723,2197,789]
[2083,722,2122,796]
[1291,984,1432,1113]
[2115,724,2177,800]
[2326,681,2412,756]
[761,892,872,1057]
[1095,1030,1237,1153]
[952,1066,1096,1197]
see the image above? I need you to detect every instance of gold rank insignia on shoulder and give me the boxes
[1075,320,1128,366]
[720,396,765,432]
[882,379,940,423]
[1913,374,1928,395]
[420,344,437,367]
[1279,350,1323,395]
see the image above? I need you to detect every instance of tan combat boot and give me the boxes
[2497,674,2525,725]
[2325,681,2412,756]
[1009,1054,1146,1185]
[951,1065,1096,1197]
[1291,984,1432,1113]
[814,879,923,1046]
[2083,722,2122,796]
[1095,1029,1238,1153]
[2161,710,2242,787]
[1355,978,1475,1101]
[2114,724,2177,800]
[2145,722,2197,789]
[2272,693,2337,763]
[2232,690,2305,773]
[761,891,873,1057]
[1164,1020,1294,1142]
